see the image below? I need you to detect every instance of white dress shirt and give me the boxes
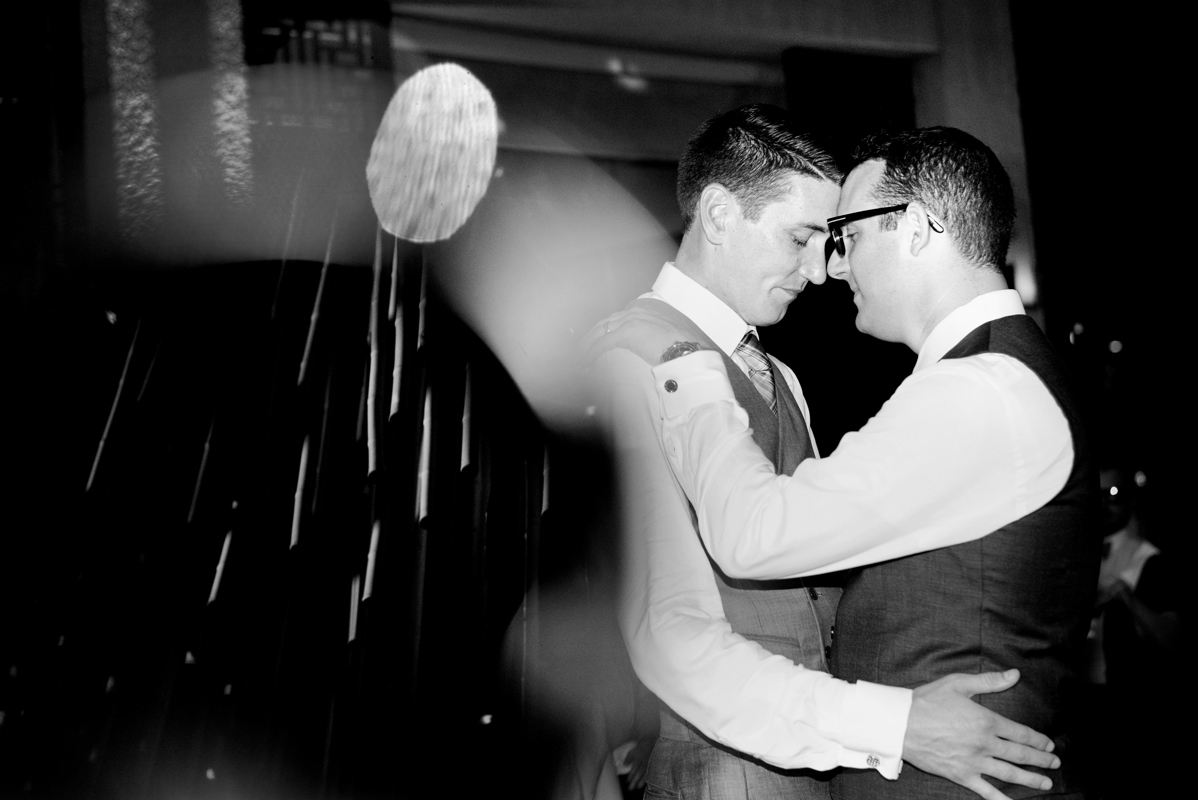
[595,263,911,777]
[653,289,1074,580]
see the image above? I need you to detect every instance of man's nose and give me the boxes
[800,249,827,285]
[827,250,849,282]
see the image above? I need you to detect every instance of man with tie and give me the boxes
[595,126,1096,800]
[590,109,1060,800]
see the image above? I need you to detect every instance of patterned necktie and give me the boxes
[734,331,777,414]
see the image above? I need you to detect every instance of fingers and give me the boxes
[987,714,1056,755]
[944,669,1020,697]
[579,320,613,360]
[581,320,622,365]
[990,737,1059,769]
[580,310,644,365]
[960,774,1013,800]
[978,757,1053,793]
[580,332,605,365]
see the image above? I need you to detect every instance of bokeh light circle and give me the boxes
[367,63,498,243]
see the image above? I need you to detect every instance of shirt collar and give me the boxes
[914,289,1027,372]
[648,263,753,357]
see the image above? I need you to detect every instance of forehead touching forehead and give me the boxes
[676,104,841,231]
[840,160,886,213]
[846,128,1016,269]
[753,170,839,217]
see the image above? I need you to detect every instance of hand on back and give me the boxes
[904,669,1059,800]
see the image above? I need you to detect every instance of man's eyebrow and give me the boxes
[795,222,828,234]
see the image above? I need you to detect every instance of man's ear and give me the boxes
[905,202,938,257]
[698,184,732,245]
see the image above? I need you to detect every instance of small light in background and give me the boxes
[1073,322,1085,335]
[106,310,118,324]
[185,651,197,664]
[1108,340,1123,353]
[106,676,115,693]
[480,714,493,725]
[606,57,649,93]
[224,684,232,695]
[1109,486,1119,497]
[206,768,216,780]
[1134,470,1147,487]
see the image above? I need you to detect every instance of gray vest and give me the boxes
[831,314,1100,800]
[634,299,839,797]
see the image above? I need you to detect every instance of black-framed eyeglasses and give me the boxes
[824,203,945,261]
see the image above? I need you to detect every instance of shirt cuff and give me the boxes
[834,681,912,779]
[652,350,734,419]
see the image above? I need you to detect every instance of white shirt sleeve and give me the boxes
[594,348,911,776]
[653,350,1073,579]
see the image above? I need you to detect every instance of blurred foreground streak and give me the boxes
[5,7,679,799]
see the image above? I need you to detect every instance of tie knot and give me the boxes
[736,331,768,364]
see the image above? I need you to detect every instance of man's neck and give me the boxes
[672,236,737,313]
[910,267,1008,353]
[672,233,709,287]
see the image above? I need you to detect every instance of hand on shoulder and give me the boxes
[581,307,694,367]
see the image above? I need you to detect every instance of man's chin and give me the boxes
[850,298,869,332]
[746,306,788,327]
[763,308,788,326]
[853,312,870,335]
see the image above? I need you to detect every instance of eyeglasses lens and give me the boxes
[831,227,845,259]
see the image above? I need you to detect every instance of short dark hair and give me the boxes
[676,104,841,233]
[850,127,1015,272]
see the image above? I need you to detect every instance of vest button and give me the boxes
[830,625,835,640]
[664,379,678,393]
[808,587,819,600]
[825,645,832,661]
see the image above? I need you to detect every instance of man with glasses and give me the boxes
[590,119,1069,800]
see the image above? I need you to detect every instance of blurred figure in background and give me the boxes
[1082,467,1181,798]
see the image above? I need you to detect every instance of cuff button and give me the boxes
[664,379,678,393]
